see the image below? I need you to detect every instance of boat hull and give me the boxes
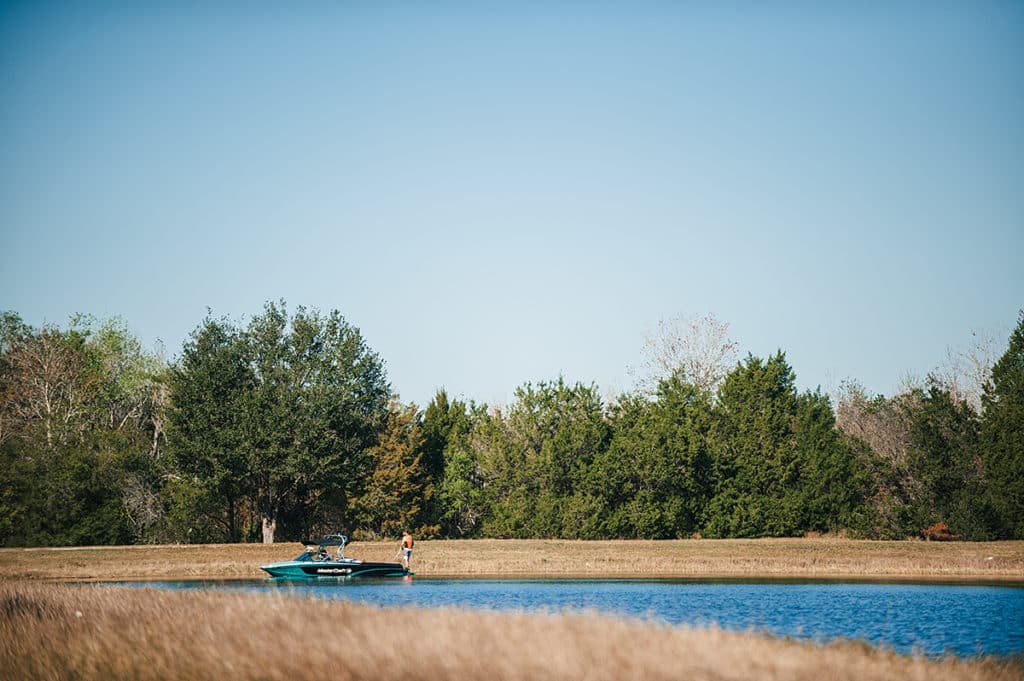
[261,560,411,579]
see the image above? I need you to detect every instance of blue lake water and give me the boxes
[107,578,1024,659]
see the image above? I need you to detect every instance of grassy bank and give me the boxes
[2,582,1021,681]
[1,538,1022,581]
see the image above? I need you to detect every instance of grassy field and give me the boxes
[2,582,1021,681]
[2,540,1021,680]
[1,537,1022,581]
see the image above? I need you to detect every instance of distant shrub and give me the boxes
[922,522,960,541]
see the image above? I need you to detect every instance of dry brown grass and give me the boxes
[1,582,1020,681]
[1,538,1022,582]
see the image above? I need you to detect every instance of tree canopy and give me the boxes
[167,302,390,543]
[2,304,1021,546]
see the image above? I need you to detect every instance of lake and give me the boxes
[109,578,1024,659]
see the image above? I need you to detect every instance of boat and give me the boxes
[260,534,412,579]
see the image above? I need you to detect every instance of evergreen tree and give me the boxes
[419,389,472,529]
[436,429,487,538]
[351,402,435,538]
[166,316,251,542]
[477,378,609,538]
[907,383,996,539]
[421,389,465,480]
[792,390,868,533]
[421,392,487,538]
[591,374,713,538]
[981,312,1024,538]
[705,353,803,537]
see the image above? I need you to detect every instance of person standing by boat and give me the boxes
[401,530,414,569]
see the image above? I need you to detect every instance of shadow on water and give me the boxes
[89,577,1024,660]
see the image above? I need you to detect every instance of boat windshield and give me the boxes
[288,534,350,562]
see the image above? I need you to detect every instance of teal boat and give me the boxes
[260,534,412,579]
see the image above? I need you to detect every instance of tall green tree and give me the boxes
[590,373,713,538]
[477,378,609,538]
[436,412,487,538]
[981,312,1024,538]
[167,301,390,543]
[791,389,868,534]
[350,402,434,538]
[166,316,251,541]
[705,353,804,537]
[420,389,466,481]
[421,389,481,535]
[906,383,997,539]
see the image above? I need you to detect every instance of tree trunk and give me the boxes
[227,499,237,543]
[262,514,276,544]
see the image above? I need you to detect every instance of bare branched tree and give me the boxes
[835,379,917,471]
[630,312,740,396]
[928,329,1001,413]
[4,328,96,449]
[121,473,165,543]
[835,379,926,535]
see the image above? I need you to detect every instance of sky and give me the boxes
[2,2,1022,408]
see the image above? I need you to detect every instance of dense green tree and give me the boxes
[704,356,872,536]
[167,301,390,543]
[704,353,803,537]
[436,433,487,538]
[477,378,609,538]
[351,402,435,538]
[905,383,997,539]
[0,313,32,535]
[421,389,466,480]
[84,317,170,543]
[420,390,487,537]
[590,374,713,538]
[704,358,868,539]
[981,312,1024,539]
[0,439,29,543]
[837,380,1006,540]
[791,389,869,533]
[418,389,472,529]
[166,316,251,541]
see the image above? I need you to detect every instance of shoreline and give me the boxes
[54,573,1024,586]
[3,537,1022,583]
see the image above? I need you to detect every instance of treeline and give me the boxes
[1,303,1021,546]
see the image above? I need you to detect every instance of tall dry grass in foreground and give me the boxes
[1,583,1020,681]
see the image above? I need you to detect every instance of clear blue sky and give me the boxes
[2,2,1022,408]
